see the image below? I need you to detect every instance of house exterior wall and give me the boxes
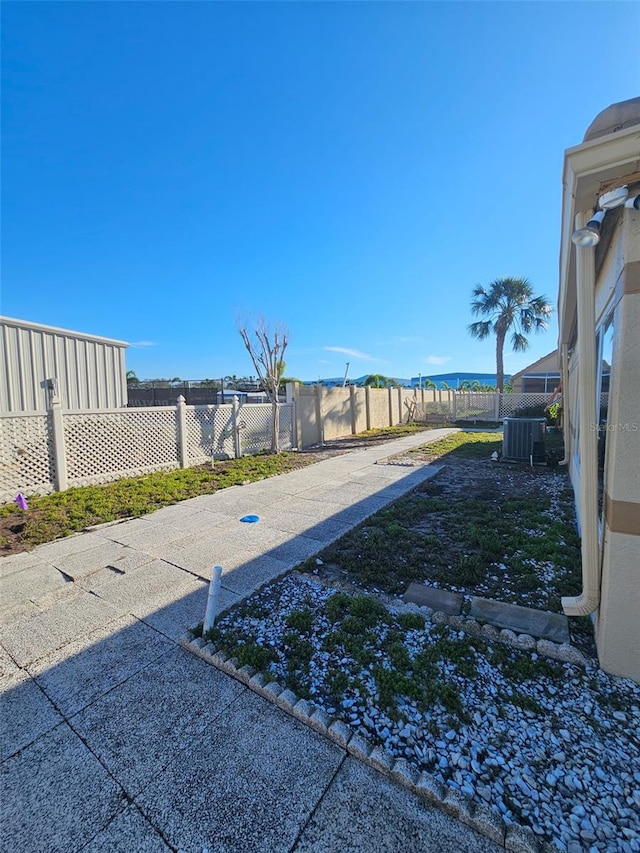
[562,204,640,682]
[594,254,640,679]
[0,317,128,412]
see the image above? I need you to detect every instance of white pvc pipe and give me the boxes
[559,343,570,466]
[562,211,600,617]
[203,565,223,633]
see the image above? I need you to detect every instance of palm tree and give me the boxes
[468,277,552,392]
[126,370,139,386]
[364,374,399,388]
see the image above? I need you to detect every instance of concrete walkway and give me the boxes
[1,430,501,853]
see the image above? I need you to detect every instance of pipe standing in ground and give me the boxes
[204,566,223,633]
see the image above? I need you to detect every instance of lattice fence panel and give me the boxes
[0,414,55,502]
[500,393,550,418]
[278,404,294,451]
[412,401,454,423]
[63,408,179,486]
[185,406,215,464]
[211,405,235,460]
[239,403,273,455]
[455,392,498,422]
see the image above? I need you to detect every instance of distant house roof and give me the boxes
[510,350,559,384]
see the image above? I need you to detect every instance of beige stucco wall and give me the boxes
[596,529,640,681]
[368,387,391,427]
[322,388,353,441]
[595,285,640,680]
[294,385,413,448]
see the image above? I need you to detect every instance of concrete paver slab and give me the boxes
[0,644,21,681]
[265,534,324,565]
[71,648,245,796]
[27,614,173,717]
[252,508,352,542]
[146,526,291,575]
[50,540,131,580]
[0,592,121,667]
[221,554,291,597]
[0,722,125,853]
[103,548,156,573]
[82,804,172,853]
[469,597,570,643]
[33,531,118,563]
[0,598,42,626]
[137,581,239,639]
[98,519,192,548]
[293,757,502,853]
[403,583,463,616]
[0,550,48,578]
[80,558,204,611]
[0,670,63,762]
[275,496,385,525]
[133,689,344,853]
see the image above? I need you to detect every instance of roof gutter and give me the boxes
[561,210,600,617]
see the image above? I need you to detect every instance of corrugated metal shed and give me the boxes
[0,316,129,412]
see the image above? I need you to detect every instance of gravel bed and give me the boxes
[199,573,640,853]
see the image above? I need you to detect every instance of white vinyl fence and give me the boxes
[1,395,294,502]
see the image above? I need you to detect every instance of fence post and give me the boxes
[288,383,300,450]
[49,391,68,492]
[176,395,188,467]
[232,395,242,458]
[365,385,371,430]
[349,385,357,434]
[494,392,501,421]
[315,384,324,445]
[388,386,393,426]
[452,391,457,422]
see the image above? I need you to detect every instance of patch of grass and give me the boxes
[0,452,312,551]
[358,424,434,439]
[510,691,544,715]
[500,653,564,682]
[325,592,353,623]
[285,607,314,634]
[416,432,502,459]
[283,632,315,667]
[326,670,349,701]
[235,640,279,673]
[398,612,426,631]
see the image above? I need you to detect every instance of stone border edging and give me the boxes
[179,629,559,853]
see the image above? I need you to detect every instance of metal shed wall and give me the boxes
[0,317,129,412]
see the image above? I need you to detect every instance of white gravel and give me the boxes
[213,573,640,853]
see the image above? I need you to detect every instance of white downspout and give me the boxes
[562,211,600,617]
[559,343,570,465]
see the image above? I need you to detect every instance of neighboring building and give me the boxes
[409,372,505,389]
[0,316,129,412]
[510,351,560,393]
[557,96,640,681]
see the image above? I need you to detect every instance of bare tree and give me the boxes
[238,318,289,452]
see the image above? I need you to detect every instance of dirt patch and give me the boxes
[305,449,593,654]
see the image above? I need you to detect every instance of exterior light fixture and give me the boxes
[624,195,640,209]
[598,186,628,209]
[571,210,606,247]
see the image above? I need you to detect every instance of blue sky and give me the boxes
[2,2,638,383]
